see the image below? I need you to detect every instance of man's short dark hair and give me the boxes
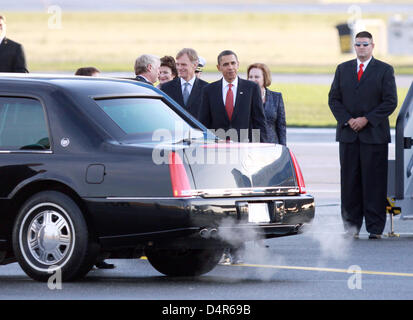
[75,67,100,76]
[217,50,238,65]
[355,31,373,40]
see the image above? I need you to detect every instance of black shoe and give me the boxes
[231,256,244,265]
[343,231,359,239]
[218,253,232,265]
[369,234,382,239]
[95,261,115,269]
[232,259,244,265]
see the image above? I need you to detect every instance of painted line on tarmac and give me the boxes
[229,263,413,278]
[139,256,413,278]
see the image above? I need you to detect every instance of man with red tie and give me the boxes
[329,31,398,239]
[198,50,267,143]
[199,50,267,264]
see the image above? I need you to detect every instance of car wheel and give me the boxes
[145,246,223,277]
[12,191,98,282]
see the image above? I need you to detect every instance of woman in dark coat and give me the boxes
[247,63,286,145]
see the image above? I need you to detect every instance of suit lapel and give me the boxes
[0,38,8,53]
[231,77,244,122]
[214,79,230,122]
[186,78,199,109]
[173,78,185,107]
[348,59,358,87]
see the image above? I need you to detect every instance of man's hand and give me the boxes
[348,117,368,132]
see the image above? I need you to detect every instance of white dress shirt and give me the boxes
[222,77,238,106]
[357,56,372,73]
[180,76,196,95]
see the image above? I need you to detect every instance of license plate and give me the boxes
[248,203,270,223]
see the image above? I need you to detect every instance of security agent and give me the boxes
[328,31,397,239]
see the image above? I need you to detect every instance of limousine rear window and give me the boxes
[94,97,193,138]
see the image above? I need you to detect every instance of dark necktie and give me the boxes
[225,84,234,120]
[357,63,364,81]
[182,82,190,106]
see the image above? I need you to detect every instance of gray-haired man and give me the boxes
[134,54,160,85]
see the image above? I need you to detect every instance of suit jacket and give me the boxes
[161,77,208,119]
[264,89,286,145]
[198,77,267,142]
[328,57,397,144]
[0,38,28,73]
[134,75,153,85]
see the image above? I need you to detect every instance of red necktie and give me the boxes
[225,84,234,120]
[357,63,364,81]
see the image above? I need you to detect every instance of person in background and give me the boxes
[328,31,397,240]
[134,54,160,85]
[247,63,286,146]
[195,56,206,79]
[198,50,267,143]
[74,66,100,77]
[157,55,178,88]
[161,48,208,118]
[74,65,116,270]
[0,14,28,73]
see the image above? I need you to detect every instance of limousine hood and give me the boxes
[180,142,305,197]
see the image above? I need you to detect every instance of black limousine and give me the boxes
[0,74,314,281]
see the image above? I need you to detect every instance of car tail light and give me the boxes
[289,150,306,194]
[168,151,193,197]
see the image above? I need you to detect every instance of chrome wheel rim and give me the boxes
[26,209,72,266]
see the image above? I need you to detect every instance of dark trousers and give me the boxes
[339,140,388,234]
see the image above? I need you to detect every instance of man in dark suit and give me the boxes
[198,50,267,143]
[161,48,208,119]
[328,31,398,239]
[0,15,28,73]
[134,54,160,85]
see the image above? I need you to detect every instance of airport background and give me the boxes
[2,1,413,300]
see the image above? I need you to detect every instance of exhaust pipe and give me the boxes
[199,228,219,239]
[209,228,218,239]
[200,228,210,238]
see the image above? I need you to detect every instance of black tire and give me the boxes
[12,191,99,282]
[145,246,223,277]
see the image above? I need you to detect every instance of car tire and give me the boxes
[145,246,223,277]
[12,191,98,282]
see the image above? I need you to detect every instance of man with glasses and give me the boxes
[328,31,397,239]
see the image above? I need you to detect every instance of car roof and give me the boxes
[0,73,162,98]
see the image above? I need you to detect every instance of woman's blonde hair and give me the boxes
[247,63,272,87]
